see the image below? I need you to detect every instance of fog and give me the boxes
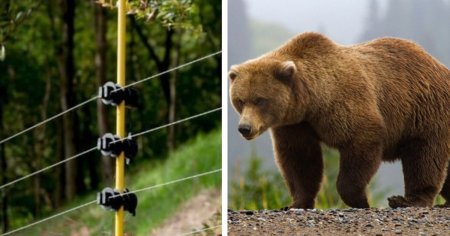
[245,0,386,44]
[228,0,450,206]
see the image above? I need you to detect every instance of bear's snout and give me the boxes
[238,124,252,137]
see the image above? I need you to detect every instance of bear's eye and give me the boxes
[254,98,267,106]
[234,99,244,111]
[237,99,244,107]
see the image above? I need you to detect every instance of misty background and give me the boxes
[228,0,450,206]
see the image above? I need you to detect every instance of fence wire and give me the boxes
[0,51,221,146]
[0,107,221,191]
[177,225,222,236]
[0,50,222,235]
[0,168,221,236]
[0,96,98,145]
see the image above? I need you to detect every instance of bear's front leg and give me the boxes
[337,137,383,208]
[272,123,323,209]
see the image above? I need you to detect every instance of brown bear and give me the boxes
[229,32,450,209]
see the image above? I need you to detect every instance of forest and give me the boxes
[0,0,221,232]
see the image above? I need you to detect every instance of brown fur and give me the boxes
[229,32,450,208]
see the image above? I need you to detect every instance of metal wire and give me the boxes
[0,107,221,191]
[1,169,221,235]
[131,107,222,139]
[130,169,221,195]
[0,200,97,236]
[122,51,222,90]
[0,50,222,235]
[0,96,98,145]
[0,50,221,146]
[176,225,222,236]
[0,147,97,191]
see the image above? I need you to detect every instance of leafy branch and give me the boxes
[95,0,202,34]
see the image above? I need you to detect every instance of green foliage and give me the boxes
[435,196,445,205]
[19,128,221,235]
[230,147,386,210]
[0,0,41,56]
[96,0,204,36]
[229,151,290,210]
[0,0,221,231]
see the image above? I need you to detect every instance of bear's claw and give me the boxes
[388,195,413,208]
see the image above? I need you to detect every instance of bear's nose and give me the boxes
[238,124,252,136]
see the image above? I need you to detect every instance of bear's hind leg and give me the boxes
[337,141,382,208]
[388,140,448,208]
[272,123,323,209]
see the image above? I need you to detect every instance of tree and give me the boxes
[0,0,221,229]
[360,0,450,67]
[131,18,176,151]
[360,0,380,40]
[0,84,8,232]
[94,2,113,184]
[56,0,78,200]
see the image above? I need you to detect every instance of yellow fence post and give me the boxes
[116,0,126,235]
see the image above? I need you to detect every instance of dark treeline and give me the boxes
[0,0,221,231]
[361,0,450,66]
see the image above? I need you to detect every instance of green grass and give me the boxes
[230,146,386,210]
[17,128,221,235]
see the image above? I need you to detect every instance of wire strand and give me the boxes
[0,51,222,234]
[122,51,222,90]
[0,108,220,191]
[0,51,220,146]
[0,200,97,236]
[0,96,98,145]
[1,169,221,235]
[131,107,222,139]
[176,225,222,236]
[130,169,221,195]
[0,147,97,191]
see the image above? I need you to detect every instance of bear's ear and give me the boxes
[276,61,296,80]
[229,71,237,82]
[229,65,239,82]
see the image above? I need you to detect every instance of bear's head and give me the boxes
[229,58,308,140]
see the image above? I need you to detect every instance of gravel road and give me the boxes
[228,207,450,235]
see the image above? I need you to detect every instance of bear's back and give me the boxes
[352,37,450,138]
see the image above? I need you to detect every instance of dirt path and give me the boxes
[150,188,222,236]
[228,207,450,236]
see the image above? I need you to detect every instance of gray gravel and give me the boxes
[228,207,450,235]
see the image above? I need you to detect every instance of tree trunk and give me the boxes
[33,68,52,217]
[82,106,99,190]
[167,31,181,152]
[54,119,64,208]
[130,20,175,152]
[0,83,8,232]
[33,168,40,217]
[58,0,77,201]
[167,72,176,152]
[0,143,7,233]
[94,4,112,183]
[45,0,64,208]
[159,29,174,107]
[0,103,9,232]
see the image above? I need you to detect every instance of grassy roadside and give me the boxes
[17,128,221,235]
